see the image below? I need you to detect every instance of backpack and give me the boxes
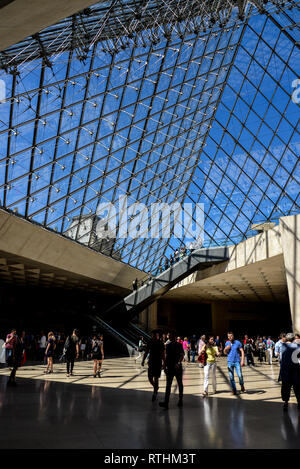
[92,341,99,354]
[63,336,75,355]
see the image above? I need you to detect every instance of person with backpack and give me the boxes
[256,337,266,364]
[244,339,255,366]
[63,329,79,377]
[159,331,184,409]
[135,336,147,361]
[91,334,104,378]
[142,330,165,402]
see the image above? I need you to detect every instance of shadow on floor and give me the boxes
[0,374,299,449]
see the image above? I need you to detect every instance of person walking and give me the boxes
[64,329,80,377]
[280,332,300,412]
[135,336,146,361]
[224,332,245,395]
[44,332,56,374]
[244,339,255,366]
[91,334,104,378]
[265,336,275,365]
[159,331,184,409]
[202,336,220,396]
[142,330,165,402]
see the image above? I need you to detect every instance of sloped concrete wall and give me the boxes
[280,214,300,332]
[0,209,143,290]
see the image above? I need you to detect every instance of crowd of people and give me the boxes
[136,330,300,410]
[2,327,300,412]
[1,328,105,385]
[132,241,204,290]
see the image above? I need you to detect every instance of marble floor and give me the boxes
[0,357,299,449]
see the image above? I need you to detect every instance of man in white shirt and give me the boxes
[38,332,47,361]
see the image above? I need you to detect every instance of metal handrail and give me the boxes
[90,314,137,349]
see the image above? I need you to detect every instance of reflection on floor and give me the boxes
[0,357,299,449]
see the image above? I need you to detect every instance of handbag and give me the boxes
[198,351,207,365]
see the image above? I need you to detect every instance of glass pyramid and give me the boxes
[0,0,299,274]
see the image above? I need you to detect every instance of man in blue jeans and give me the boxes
[225,332,246,395]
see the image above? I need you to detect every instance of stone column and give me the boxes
[211,302,229,337]
[280,214,300,332]
[147,301,158,331]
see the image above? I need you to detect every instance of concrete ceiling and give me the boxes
[0,250,129,295]
[0,209,145,294]
[164,254,289,304]
[0,0,97,51]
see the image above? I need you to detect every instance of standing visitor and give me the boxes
[7,333,24,387]
[197,335,206,368]
[280,333,300,411]
[182,337,190,363]
[244,339,255,366]
[215,335,223,355]
[257,338,266,364]
[91,334,104,378]
[132,278,138,291]
[64,329,80,377]
[294,333,300,345]
[275,333,287,363]
[190,335,198,363]
[38,331,47,362]
[44,332,56,374]
[79,337,87,360]
[159,331,184,409]
[265,336,275,365]
[4,329,17,366]
[174,249,179,262]
[224,332,245,395]
[202,336,220,396]
[142,330,165,402]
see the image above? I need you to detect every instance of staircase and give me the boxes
[90,245,229,349]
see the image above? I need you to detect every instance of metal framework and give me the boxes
[0,0,299,274]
